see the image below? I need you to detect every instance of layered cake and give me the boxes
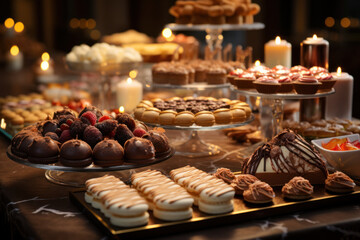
[134,97,251,127]
[242,130,328,186]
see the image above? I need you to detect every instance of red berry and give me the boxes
[108,129,116,139]
[60,123,70,131]
[66,119,74,126]
[59,130,72,143]
[81,111,97,126]
[98,115,111,122]
[133,128,147,137]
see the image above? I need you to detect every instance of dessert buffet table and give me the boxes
[1,65,360,240]
[1,131,360,240]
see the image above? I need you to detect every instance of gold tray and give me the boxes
[69,185,360,239]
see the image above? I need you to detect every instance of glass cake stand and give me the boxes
[6,146,174,187]
[146,115,254,158]
[231,86,335,140]
[166,23,264,59]
[65,60,141,110]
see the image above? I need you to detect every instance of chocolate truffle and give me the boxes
[114,124,134,147]
[53,107,77,121]
[11,131,40,158]
[142,130,170,156]
[60,139,92,167]
[41,120,59,135]
[115,113,136,131]
[124,137,155,162]
[93,139,124,167]
[28,136,60,164]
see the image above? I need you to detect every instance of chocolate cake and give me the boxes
[242,130,328,186]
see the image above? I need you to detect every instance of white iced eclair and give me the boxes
[170,166,235,214]
[131,169,194,221]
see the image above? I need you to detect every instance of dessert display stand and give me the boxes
[6,146,175,187]
[146,116,253,158]
[166,23,265,58]
[231,86,335,140]
[65,61,140,110]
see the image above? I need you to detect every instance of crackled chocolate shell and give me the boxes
[12,131,40,158]
[124,137,155,162]
[142,130,170,157]
[93,139,124,167]
[28,136,59,164]
[60,139,92,167]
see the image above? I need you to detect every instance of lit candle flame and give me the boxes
[10,45,19,56]
[4,18,14,29]
[162,28,173,40]
[41,52,50,61]
[119,106,125,113]
[337,67,342,76]
[41,61,49,71]
[1,118,6,129]
[275,36,281,44]
[313,34,318,40]
[14,22,24,33]
[129,70,138,79]
[255,60,261,67]
[127,77,132,84]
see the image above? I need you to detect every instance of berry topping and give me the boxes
[133,128,147,138]
[98,115,111,122]
[60,123,70,131]
[66,119,74,126]
[83,125,103,148]
[81,111,97,126]
[59,130,72,143]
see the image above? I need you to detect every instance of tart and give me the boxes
[293,76,321,94]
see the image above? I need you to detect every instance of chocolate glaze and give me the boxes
[93,139,124,167]
[124,137,155,161]
[243,130,328,178]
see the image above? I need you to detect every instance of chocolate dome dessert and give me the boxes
[60,139,92,167]
[124,137,155,162]
[93,139,124,167]
[142,130,170,156]
[11,131,40,158]
[28,136,60,164]
[243,129,328,186]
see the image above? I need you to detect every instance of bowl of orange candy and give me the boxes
[312,134,360,178]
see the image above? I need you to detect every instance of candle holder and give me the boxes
[299,35,329,122]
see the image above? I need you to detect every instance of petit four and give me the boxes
[325,171,356,193]
[243,181,275,204]
[282,176,314,200]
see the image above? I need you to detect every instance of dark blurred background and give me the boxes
[0,0,359,117]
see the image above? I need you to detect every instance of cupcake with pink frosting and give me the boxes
[277,76,294,93]
[233,72,256,89]
[293,76,321,94]
[316,72,336,91]
[253,76,280,93]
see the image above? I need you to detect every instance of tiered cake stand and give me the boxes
[231,86,335,139]
[166,23,265,57]
[6,146,175,187]
[146,116,254,158]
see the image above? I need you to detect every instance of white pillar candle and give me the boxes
[6,45,23,71]
[325,67,353,119]
[264,36,291,68]
[116,78,143,113]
